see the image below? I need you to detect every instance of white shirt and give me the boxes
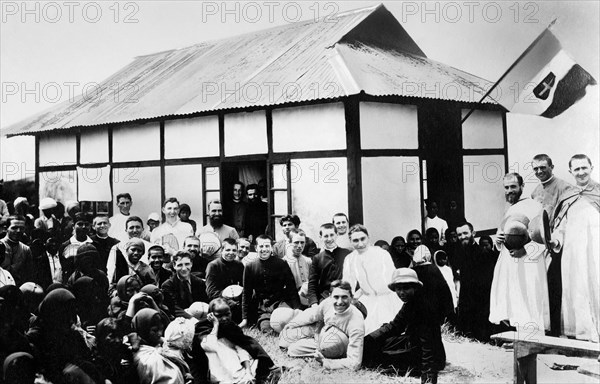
[150,219,193,253]
[47,251,63,284]
[108,212,132,243]
[425,216,448,244]
[201,334,253,383]
[106,238,151,284]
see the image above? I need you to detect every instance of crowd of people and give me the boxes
[0,153,598,384]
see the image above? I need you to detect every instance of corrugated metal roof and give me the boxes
[4,4,496,137]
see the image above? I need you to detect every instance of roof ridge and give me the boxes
[132,4,381,60]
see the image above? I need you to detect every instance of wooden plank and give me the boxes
[492,332,600,355]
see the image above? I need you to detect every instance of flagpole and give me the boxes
[461,18,558,124]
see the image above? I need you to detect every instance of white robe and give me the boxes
[489,198,550,333]
[342,246,402,334]
[554,196,600,342]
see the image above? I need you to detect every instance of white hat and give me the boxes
[13,197,28,208]
[39,197,57,210]
[387,268,423,290]
[222,285,243,299]
[147,212,160,222]
[185,301,209,320]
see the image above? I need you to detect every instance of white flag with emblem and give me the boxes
[493,28,596,118]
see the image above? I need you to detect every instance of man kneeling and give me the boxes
[363,268,445,384]
[279,280,364,370]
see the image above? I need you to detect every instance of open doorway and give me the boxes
[221,161,268,240]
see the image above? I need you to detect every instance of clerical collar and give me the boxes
[541,175,555,185]
[325,245,338,252]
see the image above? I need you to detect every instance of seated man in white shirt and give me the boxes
[278,280,365,370]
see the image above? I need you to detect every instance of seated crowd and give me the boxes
[1,153,597,384]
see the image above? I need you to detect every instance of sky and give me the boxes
[1,0,599,185]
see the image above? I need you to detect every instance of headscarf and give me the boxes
[389,236,411,268]
[116,275,142,302]
[412,245,432,265]
[163,317,196,351]
[3,352,35,384]
[38,288,77,328]
[141,284,163,305]
[125,238,145,253]
[132,308,161,344]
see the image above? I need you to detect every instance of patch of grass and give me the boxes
[244,325,515,384]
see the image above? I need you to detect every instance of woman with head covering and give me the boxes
[411,245,455,326]
[131,308,185,384]
[433,250,458,310]
[388,236,412,268]
[0,286,33,377]
[342,224,403,334]
[25,288,96,384]
[112,238,155,287]
[109,274,143,332]
[92,317,139,384]
[406,229,423,258]
[141,284,173,322]
[3,352,36,384]
[72,276,109,333]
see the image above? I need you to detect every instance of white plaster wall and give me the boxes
[461,109,504,149]
[112,123,160,162]
[224,111,267,156]
[39,134,76,166]
[80,129,109,164]
[360,102,418,149]
[165,116,219,159]
[272,103,346,152]
[362,156,422,243]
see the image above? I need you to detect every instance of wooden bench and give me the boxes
[491,331,600,384]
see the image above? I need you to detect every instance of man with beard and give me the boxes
[454,222,498,342]
[197,200,239,242]
[489,173,549,335]
[183,236,210,278]
[239,235,300,333]
[530,154,576,336]
[245,184,268,243]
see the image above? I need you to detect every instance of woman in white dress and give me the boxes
[342,224,403,334]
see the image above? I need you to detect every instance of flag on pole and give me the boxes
[492,28,596,118]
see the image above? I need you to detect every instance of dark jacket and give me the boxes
[161,274,209,319]
[412,263,455,324]
[205,257,244,300]
[365,289,445,380]
[242,256,300,322]
[307,247,351,305]
[90,234,120,273]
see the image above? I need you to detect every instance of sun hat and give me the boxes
[387,268,423,291]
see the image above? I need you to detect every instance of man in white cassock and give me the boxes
[489,173,549,335]
[549,154,600,342]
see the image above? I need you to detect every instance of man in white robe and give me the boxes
[549,154,600,342]
[489,173,549,335]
